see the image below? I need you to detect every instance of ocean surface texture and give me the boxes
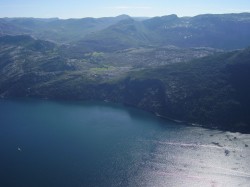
[0,99,249,187]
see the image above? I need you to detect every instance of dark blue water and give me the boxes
[0,99,250,187]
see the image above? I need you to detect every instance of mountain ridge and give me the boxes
[1,13,250,50]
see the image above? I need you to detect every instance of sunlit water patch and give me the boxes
[0,99,249,187]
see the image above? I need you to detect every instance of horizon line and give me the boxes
[1,12,250,20]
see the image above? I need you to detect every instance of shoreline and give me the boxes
[1,96,249,134]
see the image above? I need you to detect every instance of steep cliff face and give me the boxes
[128,48,250,132]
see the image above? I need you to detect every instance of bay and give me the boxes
[0,99,249,187]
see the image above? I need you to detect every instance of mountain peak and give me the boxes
[116,14,131,19]
[163,14,178,18]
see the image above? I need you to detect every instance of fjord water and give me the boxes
[0,99,250,187]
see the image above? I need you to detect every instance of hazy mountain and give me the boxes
[0,15,131,43]
[1,13,250,50]
[77,13,250,51]
[72,18,152,52]
[143,13,250,49]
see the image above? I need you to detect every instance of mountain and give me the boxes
[1,13,250,132]
[0,35,73,96]
[128,48,250,132]
[1,13,250,51]
[72,18,152,52]
[0,15,131,43]
[143,13,250,49]
[75,13,250,52]
[0,35,219,92]
[0,34,250,132]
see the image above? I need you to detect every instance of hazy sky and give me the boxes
[0,0,250,18]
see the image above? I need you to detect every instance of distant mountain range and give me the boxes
[1,13,250,132]
[1,13,250,50]
[0,15,131,43]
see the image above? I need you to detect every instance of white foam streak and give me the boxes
[203,165,250,178]
[148,140,242,151]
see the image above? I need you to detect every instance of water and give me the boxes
[0,99,249,187]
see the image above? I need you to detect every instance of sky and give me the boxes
[0,0,250,18]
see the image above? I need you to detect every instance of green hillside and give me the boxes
[0,34,250,132]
